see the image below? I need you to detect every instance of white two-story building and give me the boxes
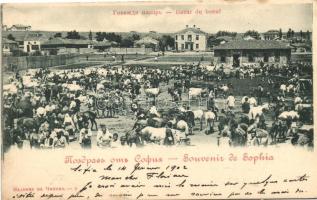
[174,25,207,51]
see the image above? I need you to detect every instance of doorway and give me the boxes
[233,54,240,67]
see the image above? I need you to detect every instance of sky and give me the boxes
[2,2,313,33]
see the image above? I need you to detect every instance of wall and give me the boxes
[214,49,291,65]
[23,40,41,52]
[2,54,79,71]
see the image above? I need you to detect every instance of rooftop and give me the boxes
[175,25,207,35]
[24,32,49,41]
[11,24,31,28]
[42,37,96,46]
[2,38,18,44]
[135,36,159,45]
[214,40,291,50]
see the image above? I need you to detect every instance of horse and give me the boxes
[74,111,98,130]
[16,117,41,135]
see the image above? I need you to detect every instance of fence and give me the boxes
[107,47,153,55]
[291,52,312,63]
[2,54,80,71]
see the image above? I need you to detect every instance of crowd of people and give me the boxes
[2,60,313,151]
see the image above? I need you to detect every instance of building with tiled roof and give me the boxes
[135,36,159,51]
[213,40,291,66]
[174,25,207,51]
[42,38,112,54]
[2,38,19,55]
[8,24,31,31]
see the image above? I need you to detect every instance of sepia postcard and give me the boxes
[1,0,316,199]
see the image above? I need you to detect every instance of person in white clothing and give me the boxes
[79,125,92,148]
[226,94,235,111]
[97,125,112,147]
[36,107,47,118]
[294,94,303,104]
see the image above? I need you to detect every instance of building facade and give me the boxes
[41,38,97,55]
[23,33,48,53]
[2,38,19,55]
[213,40,291,67]
[174,25,207,51]
[8,24,31,31]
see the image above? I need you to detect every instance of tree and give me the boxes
[300,30,303,39]
[291,30,295,38]
[95,32,104,41]
[7,34,15,41]
[215,31,237,37]
[54,32,62,38]
[131,33,140,41]
[306,30,310,41]
[278,29,282,39]
[287,28,292,39]
[95,32,122,43]
[120,37,134,47]
[158,35,175,51]
[89,31,93,40]
[244,30,260,39]
[66,30,81,39]
[105,32,122,43]
[207,35,222,47]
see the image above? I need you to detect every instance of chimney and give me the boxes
[186,25,188,28]
[193,25,196,28]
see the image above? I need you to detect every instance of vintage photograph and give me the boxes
[1,2,313,152]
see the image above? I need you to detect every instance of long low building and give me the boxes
[213,40,291,67]
[41,38,112,54]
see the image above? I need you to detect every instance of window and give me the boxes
[220,56,226,63]
[196,35,199,40]
[248,53,254,62]
[181,35,184,40]
[264,53,269,62]
[196,44,199,49]
[274,51,280,62]
[175,35,178,40]
[31,45,39,50]
[188,35,192,41]
[181,44,184,50]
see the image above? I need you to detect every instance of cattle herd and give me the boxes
[2,60,314,151]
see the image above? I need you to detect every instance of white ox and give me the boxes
[278,111,300,120]
[145,88,160,104]
[248,97,257,108]
[131,74,143,82]
[281,83,296,94]
[140,127,185,145]
[189,88,204,97]
[179,107,204,130]
[176,120,189,136]
[248,104,270,120]
[144,88,160,96]
[204,111,216,133]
